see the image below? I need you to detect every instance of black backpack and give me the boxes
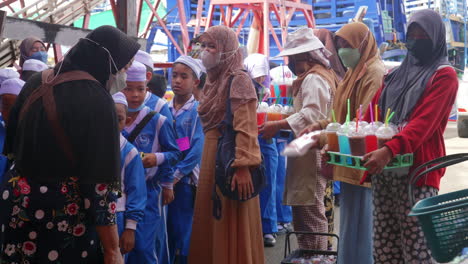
[212,74,266,220]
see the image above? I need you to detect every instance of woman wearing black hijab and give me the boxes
[1,26,140,264]
[362,10,458,262]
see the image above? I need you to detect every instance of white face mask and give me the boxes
[200,50,221,70]
[106,71,127,95]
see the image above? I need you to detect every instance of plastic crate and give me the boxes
[327,152,413,170]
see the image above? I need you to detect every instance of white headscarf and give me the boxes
[244,53,269,79]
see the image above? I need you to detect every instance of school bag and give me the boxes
[212,73,266,220]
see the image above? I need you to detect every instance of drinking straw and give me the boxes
[359,104,362,121]
[259,86,264,104]
[369,103,374,123]
[385,108,391,127]
[375,104,379,123]
[387,111,395,124]
[332,109,337,123]
[356,109,359,132]
[346,99,350,125]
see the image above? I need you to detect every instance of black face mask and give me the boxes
[406,39,433,65]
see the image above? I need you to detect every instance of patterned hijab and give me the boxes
[198,25,257,132]
[378,9,449,124]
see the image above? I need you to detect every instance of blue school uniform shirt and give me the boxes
[169,96,204,186]
[144,91,174,124]
[116,134,147,230]
[122,106,181,188]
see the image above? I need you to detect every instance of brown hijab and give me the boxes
[333,22,381,122]
[198,25,257,132]
[313,29,346,80]
[19,37,45,67]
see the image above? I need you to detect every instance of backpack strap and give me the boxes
[19,69,99,167]
[127,111,157,143]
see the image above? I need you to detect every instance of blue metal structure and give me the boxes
[149,0,408,61]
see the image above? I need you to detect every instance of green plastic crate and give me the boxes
[327,152,413,170]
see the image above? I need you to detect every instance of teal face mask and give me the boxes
[338,48,361,69]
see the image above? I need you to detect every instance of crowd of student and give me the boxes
[0,8,459,264]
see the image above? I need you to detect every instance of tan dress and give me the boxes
[189,100,264,264]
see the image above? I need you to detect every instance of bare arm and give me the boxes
[96,225,123,264]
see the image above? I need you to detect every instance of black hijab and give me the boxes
[378,9,449,124]
[56,25,140,86]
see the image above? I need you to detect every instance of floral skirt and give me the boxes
[0,173,118,264]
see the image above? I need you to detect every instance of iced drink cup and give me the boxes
[376,125,396,149]
[363,123,379,153]
[348,129,366,156]
[337,125,352,164]
[325,122,341,152]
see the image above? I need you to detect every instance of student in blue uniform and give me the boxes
[244,53,279,247]
[275,139,293,233]
[134,50,173,124]
[112,92,147,259]
[167,55,205,264]
[122,61,181,264]
[0,78,25,182]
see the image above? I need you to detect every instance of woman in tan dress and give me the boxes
[188,25,264,264]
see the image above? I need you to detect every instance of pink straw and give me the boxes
[369,103,374,124]
[359,104,362,122]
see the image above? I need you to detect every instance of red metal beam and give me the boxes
[141,0,161,38]
[53,44,63,63]
[235,9,250,36]
[194,0,205,35]
[268,19,282,51]
[262,2,269,56]
[205,4,214,29]
[82,13,90,29]
[143,0,184,55]
[109,0,118,24]
[0,0,17,9]
[136,0,143,32]
[176,0,190,53]
[230,8,245,25]
[302,9,314,27]
[225,5,233,27]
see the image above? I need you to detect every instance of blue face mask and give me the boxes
[128,103,145,113]
[28,51,48,64]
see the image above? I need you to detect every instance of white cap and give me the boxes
[0,69,20,85]
[0,78,25,96]
[244,53,269,79]
[135,50,154,72]
[23,59,48,72]
[112,92,128,107]
[174,55,206,79]
[126,61,147,82]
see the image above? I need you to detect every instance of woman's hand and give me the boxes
[258,121,280,140]
[231,166,253,200]
[299,122,322,136]
[104,248,124,264]
[363,146,393,175]
[320,144,330,162]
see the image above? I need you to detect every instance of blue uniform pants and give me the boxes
[259,138,278,234]
[127,183,167,264]
[275,141,292,223]
[167,182,195,264]
[338,182,374,264]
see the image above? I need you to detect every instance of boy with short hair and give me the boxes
[112,92,147,258]
[122,61,181,264]
[167,56,205,264]
[134,50,173,124]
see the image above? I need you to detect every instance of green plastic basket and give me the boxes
[327,152,413,170]
[408,153,468,263]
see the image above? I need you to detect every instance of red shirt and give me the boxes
[365,67,458,189]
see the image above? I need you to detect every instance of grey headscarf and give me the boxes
[378,9,449,124]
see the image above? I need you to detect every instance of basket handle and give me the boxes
[408,153,468,206]
[284,231,340,258]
